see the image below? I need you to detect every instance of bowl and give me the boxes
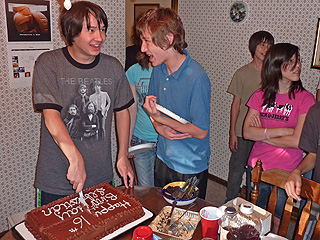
[161,181,199,206]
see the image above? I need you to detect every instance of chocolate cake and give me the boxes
[25,182,144,240]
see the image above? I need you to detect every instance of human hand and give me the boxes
[156,124,192,140]
[250,114,262,127]
[67,154,86,193]
[117,156,135,188]
[128,153,135,159]
[143,95,161,119]
[284,169,302,201]
[229,134,238,152]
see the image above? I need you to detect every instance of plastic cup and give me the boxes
[200,206,223,240]
[132,226,153,240]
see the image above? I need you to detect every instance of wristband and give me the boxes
[264,128,270,140]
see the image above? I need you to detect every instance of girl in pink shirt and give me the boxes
[243,43,315,233]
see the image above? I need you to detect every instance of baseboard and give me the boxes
[208,173,228,186]
[208,173,246,199]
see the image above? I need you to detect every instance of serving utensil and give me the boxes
[171,178,191,200]
[183,178,200,200]
[165,201,177,230]
[173,202,196,225]
[79,190,92,214]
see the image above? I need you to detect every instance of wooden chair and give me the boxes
[251,159,320,239]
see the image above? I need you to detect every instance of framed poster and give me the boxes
[312,18,320,69]
[5,0,51,42]
[134,4,159,22]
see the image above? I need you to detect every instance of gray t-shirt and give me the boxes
[33,47,133,195]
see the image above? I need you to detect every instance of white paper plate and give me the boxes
[128,143,156,155]
[15,207,153,240]
[155,104,189,124]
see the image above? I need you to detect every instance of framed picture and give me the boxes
[312,19,320,69]
[134,4,159,22]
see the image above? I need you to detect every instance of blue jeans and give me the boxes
[131,135,157,187]
[247,166,287,219]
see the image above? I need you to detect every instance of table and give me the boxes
[3,186,214,240]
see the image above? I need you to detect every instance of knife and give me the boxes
[79,190,92,214]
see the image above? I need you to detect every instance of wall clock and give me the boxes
[230,1,248,23]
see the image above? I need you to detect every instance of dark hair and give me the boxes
[249,31,274,58]
[92,79,102,90]
[85,101,97,114]
[136,51,150,70]
[131,13,149,70]
[60,1,108,46]
[135,7,187,54]
[262,43,304,107]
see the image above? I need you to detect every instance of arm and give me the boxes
[243,107,294,142]
[284,152,316,200]
[317,89,320,102]
[127,82,137,146]
[263,113,307,148]
[115,108,135,188]
[229,95,240,152]
[143,95,207,140]
[150,116,192,140]
[43,109,86,193]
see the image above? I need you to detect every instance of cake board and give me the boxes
[14,207,153,240]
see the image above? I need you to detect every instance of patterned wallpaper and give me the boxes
[0,0,320,233]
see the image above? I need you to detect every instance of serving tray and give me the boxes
[14,207,153,240]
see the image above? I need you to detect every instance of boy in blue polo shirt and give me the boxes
[136,7,211,199]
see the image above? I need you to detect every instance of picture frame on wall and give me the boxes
[134,4,159,23]
[312,18,320,69]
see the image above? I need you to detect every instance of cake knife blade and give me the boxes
[79,190,92,214]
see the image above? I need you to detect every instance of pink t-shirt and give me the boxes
[247,89,315,171]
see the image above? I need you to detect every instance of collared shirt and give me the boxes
[148,49,211,174]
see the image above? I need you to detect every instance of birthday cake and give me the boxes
[25,182,144,240]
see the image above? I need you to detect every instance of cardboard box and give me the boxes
[219,197,272,238]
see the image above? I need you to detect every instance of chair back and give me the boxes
[251,159,320,239]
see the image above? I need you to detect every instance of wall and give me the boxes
[0,0,125,232]
[178,0,320,182]
[125,0,171,46]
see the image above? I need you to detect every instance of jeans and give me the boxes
[226,137,254,201]
[131,135,157,187]
[247,166,287,219]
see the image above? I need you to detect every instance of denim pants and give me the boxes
[226,137,254,201]
[247,165,287,219]
[131,135,157,187]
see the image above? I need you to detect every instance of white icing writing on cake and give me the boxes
[95,200,131,216]
[41,187,131,221]
[69,215,91,232]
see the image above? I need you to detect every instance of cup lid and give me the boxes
[239,203,254,214]
[133,226,153,240]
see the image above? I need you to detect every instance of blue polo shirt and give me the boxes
[148,49,211,174]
